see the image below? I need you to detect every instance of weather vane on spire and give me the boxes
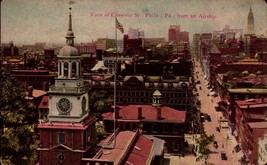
[68,0,76,5]
[68,0,76,9]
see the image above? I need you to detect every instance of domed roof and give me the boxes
[58,45,79,57]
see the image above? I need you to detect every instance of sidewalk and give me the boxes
[195,61,242,165]
[164,60,242,165]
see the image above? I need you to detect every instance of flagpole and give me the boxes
[113,17,117,148]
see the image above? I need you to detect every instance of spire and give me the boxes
[66,7,75,46]
[68,8,72,31]
[247,6,255,34]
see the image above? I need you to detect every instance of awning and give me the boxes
[91,61,108,71]
[212,96,222,103]
[209,88,214,92]
[210,91,216,96]
[213,103,219,107]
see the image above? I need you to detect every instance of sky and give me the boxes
[1,0,267,45]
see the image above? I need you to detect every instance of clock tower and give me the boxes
[48,6,89,122]
[37,7,97,165]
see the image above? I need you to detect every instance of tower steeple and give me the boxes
[66,7,75,46]
[247,6,255,34]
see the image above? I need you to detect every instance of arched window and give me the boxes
[71,62,76,78]
[64,62,68,78]
[59,62,62,76]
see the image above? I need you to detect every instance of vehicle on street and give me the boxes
[205,114,211,122]
[221,151,227,160]
[213,141,218,149]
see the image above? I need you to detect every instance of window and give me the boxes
[57,132,65,144]
[152,124,158,133]
[173,140,179,151]
[142,123,148,133]
[120,123,124,130]
[126,123,131,130]
[71,62,76,78]
[173,125,179,133]
[132,124,137,131]
[63,62,68,78]
[163,124,168,133]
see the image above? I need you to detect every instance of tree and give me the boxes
[195,134,214,163]
[0,65,38,164]
[95,121,107,140]
[89,90,112,116]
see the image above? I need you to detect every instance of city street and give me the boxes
[164,60,242,165]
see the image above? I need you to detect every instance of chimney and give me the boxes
[157,107,161,120]
[42,82,47,91]
[114,106,119,119]
[27,86,33,97]
[138,106,142,119]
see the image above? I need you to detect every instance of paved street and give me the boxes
[164,60,242,165]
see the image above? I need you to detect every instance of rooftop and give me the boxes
[38,95,48,109]
[102,105,186,123]
[248,122,267,129]
[235,98,267,109]
[91,130,164,165]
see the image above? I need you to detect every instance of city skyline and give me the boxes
[1,0,267,45]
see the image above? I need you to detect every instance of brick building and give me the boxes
[168,25,189,43]
[216,73,267,126]
[2,41,19,57]
[234,99,267,164]
[123,34,143,56]
[81,130,165,165]
[76,42,96,54]
[88,72,193,112]
[11,69,55,91]
[37,8,97,165]
[102,90,186,153]
[43,48,57,71]
[95,38,115,51]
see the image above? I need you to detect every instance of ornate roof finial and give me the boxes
[65,2,76,46]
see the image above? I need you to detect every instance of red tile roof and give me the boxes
[235,99,267,108]
[37,116,97,130]
[218,47,241,54]
[38,95,48,109]
[96,130,163,165]
[98,131,136,164]
[103,105,186,122]
[248,122,267,129]
[126,135,153,165]
[212,96,222,103]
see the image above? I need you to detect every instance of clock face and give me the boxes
[58,98,71,114]
[82,97,86,112]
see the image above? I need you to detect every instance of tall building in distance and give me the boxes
[247,7,255,34]
[168,25,189,43]
[212,25,243,41]
[128,28,144,39]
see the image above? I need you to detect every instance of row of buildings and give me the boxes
[194,7,267,165]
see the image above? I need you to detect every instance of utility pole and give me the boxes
[0,0,2,54]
